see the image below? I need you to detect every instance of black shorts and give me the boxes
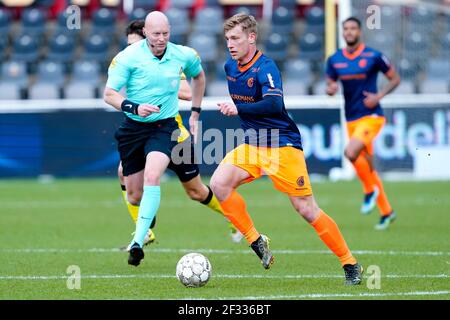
[115,117,199,182]
[168,138,200,183]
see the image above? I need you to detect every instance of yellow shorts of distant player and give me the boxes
[221,144,313,197]
[346,115,386,155]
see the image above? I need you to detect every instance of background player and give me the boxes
[326,17,401,230]
[117,20,243,248]
[211,13,363,285]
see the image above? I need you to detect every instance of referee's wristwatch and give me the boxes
[191,106,201,114]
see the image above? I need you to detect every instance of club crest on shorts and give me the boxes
[297,176,305,187]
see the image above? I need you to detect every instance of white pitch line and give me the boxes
[1,248,449,256]
[0,273,448,281]
[212,290,450,300]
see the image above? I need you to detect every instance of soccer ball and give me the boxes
[176,252,211,288]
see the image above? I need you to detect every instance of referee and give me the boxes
[104,11,206,266]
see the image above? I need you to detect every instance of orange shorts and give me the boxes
[346,115,385,155]
[221,144,313,197]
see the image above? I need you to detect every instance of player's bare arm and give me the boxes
[363,69,401,109]
[178,79,192,101]
[326,77,339,96]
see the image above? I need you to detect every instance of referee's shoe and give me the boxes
[128,242,144,266]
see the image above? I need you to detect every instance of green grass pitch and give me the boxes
[0,178,449,300]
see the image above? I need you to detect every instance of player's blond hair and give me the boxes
[223,13,258,36]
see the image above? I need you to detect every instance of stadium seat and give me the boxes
[71,60,101,85]
[55,10,81,38]
[64,82,97,99]
[29,82,60,99]
[404,32,430,67]
[64,60,101,98]
[1,61,28,87]
[0,9,11,37]
[277,0,297,9]
[283,58,312,95]
[0,60,29,98]
[366,31,396,60]
[206,80,228,96]
[389,58,417,94]
[410,5,435,28]
[20,8,47,38]
[34,0,55,7]
[298,32,323,61]
[390,80,415,94]
[380,5,401,28]
[204,0,221,7]
[11,34,40,64]
[81,33,110,64]
[91,8,117,36]
[397,58,417,80]
[312,80,329,96]
[29,60,65,99]
[119,36,128,50]
[128,7,147,21]
[193,7,224,35]
[0,82,22,100]
[421,58,450,93]
[271,6,294,34]
[214,59,227,80]
[188,34,218,63]
[440,32,450,57]
[166,7,190,45]
[171,0,195,9]
[132,0,158,10]
[47,33,75,64]
[35,61,65,87]
[304,6,324,34]
[0,36,7,61]
[231,6,259,18]
[263,32,289,65]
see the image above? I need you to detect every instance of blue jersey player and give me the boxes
[326,17,401,230]
[210,13,363,285]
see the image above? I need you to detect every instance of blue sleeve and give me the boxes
[183,47,203,78]
[236,95,283,116]
[106,52,130,92]
[236,60,284,116]
[374,52,392,74]
[325,56,338,81]
[256,60,284,98]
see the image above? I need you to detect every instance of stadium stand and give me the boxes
[271,5,295,35]
[0,0,448,99]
